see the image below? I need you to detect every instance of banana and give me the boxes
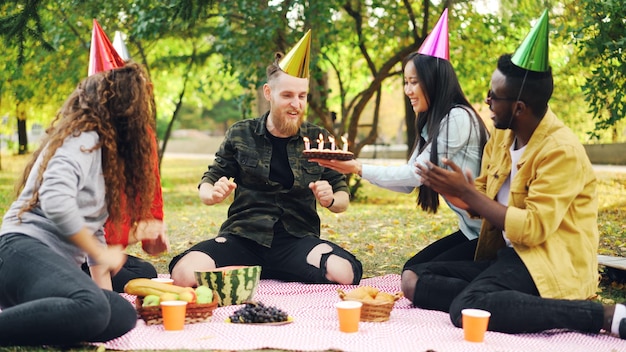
[124,278,190,297]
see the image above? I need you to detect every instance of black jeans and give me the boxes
[403,230,477,269]
[82,255,157,293]
[407,247,605,334]
[0,234,137,346]
[170,231,363,285]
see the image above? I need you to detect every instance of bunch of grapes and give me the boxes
[229,301,289,323]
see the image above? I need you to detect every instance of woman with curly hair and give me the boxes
[0,62,158,346]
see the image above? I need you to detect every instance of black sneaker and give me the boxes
[620,317,626,339]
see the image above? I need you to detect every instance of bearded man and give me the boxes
[169,32,362,287]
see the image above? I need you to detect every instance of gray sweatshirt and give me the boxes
[1,131,108,266]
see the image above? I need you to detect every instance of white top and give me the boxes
[361,107,485,240]
[497,139,527,247]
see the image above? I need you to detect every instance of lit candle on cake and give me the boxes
[318,133,324,149]
[329,136,335,150]
[341,135,348,151]
[303,136,310,150]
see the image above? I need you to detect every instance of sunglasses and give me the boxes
[485,89,517,104]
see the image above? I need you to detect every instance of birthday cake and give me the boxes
[303,149,354,160]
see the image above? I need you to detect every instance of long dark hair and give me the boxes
[404,52,488,213]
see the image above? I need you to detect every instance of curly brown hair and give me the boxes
[15,62,157,238]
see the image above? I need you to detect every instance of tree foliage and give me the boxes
[570,0,626,140]
[0,0,236,159]
[1,0,625,162]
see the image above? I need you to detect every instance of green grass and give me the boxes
[1,154,626,351]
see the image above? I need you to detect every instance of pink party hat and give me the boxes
[417,8,449,60]
[88,19,125,76]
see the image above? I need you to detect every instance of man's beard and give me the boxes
[272,113,303,136]
[494,111,514,130]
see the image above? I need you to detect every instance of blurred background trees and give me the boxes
[0,0,624,163]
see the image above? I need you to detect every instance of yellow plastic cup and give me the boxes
[335,301,362,333]
[161,301,187,331]
[461,308,491,342]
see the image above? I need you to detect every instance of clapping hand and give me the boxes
[416,158,474,211]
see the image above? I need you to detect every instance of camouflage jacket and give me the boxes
[200,112,349,247]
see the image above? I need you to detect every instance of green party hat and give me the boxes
[279,29,311,78]
[511,9,549,72]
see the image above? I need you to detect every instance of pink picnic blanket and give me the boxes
[101,274,624,352]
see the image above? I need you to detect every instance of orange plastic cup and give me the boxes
[461,308,491,342]
[335,301,362,333]
[151,278,174,285]
[161,301,187,331]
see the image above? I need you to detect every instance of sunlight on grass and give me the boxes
[1,154,625,302]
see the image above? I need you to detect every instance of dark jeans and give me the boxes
[82,255,157,293]
[169,231,363,284]
[407,247,605,334]
[0,234,137,346]
[403,230,477,269]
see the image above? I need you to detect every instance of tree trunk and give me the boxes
[256,86,269,117]
[17,106,28,155]
[159,47,196,169]
[161,73,189,168]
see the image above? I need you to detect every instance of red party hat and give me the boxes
[88,19,125,76]
[417,8,449,61]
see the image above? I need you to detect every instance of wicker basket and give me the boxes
[337,289,403,322]
[135,292,219,325]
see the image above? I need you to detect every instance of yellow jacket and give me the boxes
[474,109,599,299]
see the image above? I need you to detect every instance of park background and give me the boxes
[1,0,625,163]
[1,0,626,303]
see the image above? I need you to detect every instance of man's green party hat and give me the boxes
[511,9,549,72]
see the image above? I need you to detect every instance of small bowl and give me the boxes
[194,265,261,307]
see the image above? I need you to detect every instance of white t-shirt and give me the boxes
[496,139,527,247]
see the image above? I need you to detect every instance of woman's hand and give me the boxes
[130,219,170,255]
[310,158,362,176]
[71,227,127,279]
[94,244,127,276]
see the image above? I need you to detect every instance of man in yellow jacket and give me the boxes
[402,10,625,340]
